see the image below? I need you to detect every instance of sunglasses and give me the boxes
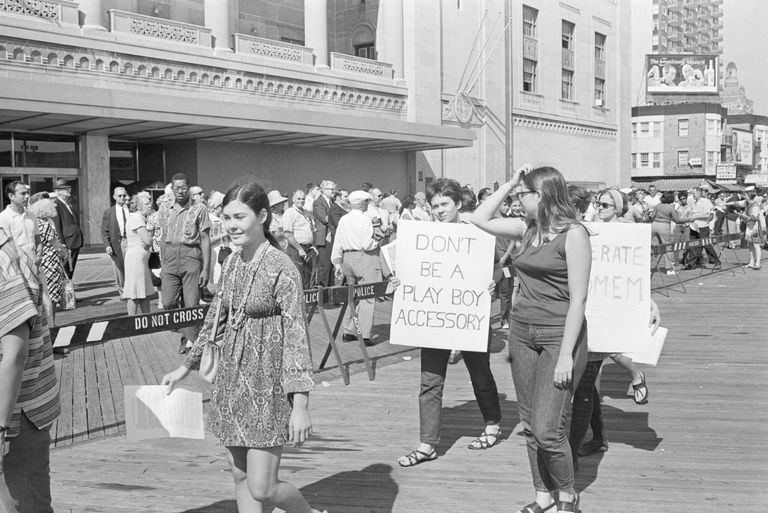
[596,202,615,209]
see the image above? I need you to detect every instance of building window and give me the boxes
[653,152,661,168]
[707,119,718,135]
[707,151,718,167]
[562,20,575,50]
[595,32,606,61]
[652,34,659,46]
[653,121,662,137]
[640,122,650,134]
[9,133,79,168]
[632,123,637,136]
[678,119,689,136]
[523,58,537,93]
[640,152,649,167]
[678,150,689,167]
[354,43,376,60]
[594,78,605,107]
[561,70,574,100]
[631,153,637,168]
[523,5,538,38]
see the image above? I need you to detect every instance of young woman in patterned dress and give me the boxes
[28,192,66,324]
[163,180,326,513]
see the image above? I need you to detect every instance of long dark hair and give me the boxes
[223,180,280,249]
[518,166,581,251]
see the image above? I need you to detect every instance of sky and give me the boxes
[630,0,768,113]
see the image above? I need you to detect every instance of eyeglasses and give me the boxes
[516,190,538,198]
[595,202,616,209]
[172,186,188,192]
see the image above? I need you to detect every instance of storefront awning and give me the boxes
[630,177,709,192]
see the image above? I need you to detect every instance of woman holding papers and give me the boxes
[395,178,502,468]
[472,165,590,513]
[162,180,325,513]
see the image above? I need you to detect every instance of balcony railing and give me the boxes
[0,0,78,24]
[233,34,314,66]
[108,10,212,48]
[561,48,574,71]
[330,52,393,80]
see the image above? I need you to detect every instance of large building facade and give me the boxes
[0,0,631,244]
[651,0,723,56]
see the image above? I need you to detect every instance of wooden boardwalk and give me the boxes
[48,251,768,512]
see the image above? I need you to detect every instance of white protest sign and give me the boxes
[389,221,495,352]
[585,222,653,353]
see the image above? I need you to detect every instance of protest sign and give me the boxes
[389,221,495,351]
[585,222,653,353]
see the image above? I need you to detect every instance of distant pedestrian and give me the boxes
[0,181,38,264]
[313,180,337,287]
[123,192,155,316]
[28,193,66,323]
[158,173,211,354]
[190,186,206,207]
[102,187,130,298]
[281,190,315,288]
[0,225,61,513]
[51,179,83,279]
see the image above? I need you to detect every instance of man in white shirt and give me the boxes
[331,190,381,346]
[0,181,38,263]
[366,188,392,236]
[412,192,432,221]
[101,187,130,297]
[683,186,721,269]
[303,182,320,216]
[281,189,315,288]
[644,185,661,208]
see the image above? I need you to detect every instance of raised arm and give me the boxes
[471,164,530,239]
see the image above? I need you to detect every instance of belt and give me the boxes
[164,242,200,247]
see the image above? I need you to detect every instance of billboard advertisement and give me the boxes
[646,55,718,94]
[732,129,754,166]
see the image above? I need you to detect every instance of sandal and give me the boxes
[556,494,579,513]
[632,371,649,405]
[397,448,437,467]
[516,502,555,513]
[467,428,501,450]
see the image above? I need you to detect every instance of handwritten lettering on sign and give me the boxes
[584,222,652,353]
[390,221,495,351]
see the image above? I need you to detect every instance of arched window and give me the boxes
[350,22,376,60]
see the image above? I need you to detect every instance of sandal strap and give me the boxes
[557,497,579,513]
[468,429,501,449]
[518,503,546,513]
[400,449,435,466]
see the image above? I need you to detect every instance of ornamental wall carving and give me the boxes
[0,0,60,21]
[0,38,407,114]
[513,116,617,139]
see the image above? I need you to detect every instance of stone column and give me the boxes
[377,0,404,81]
[304,0,328,68]
[79,134,110,245]
[78,0,107,30]
[204,0,232,50]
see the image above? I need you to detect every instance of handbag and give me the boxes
[148,251,161,270]
[198,244,267,382]
[61,264,76,311]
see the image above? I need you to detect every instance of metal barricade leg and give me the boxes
[347,284,375,381]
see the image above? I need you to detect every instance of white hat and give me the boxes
[619,187,633,194]
[208,191,224,209]
[349,190,372,207]
[267,190,289,207]
[189,186,204,195]
[745,185,755,191]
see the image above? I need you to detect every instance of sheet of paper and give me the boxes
[124,385,205,441]
[623,327,668,367]
[381,240,397,276]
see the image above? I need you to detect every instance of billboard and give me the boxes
[732,129,754,166]
[646,55,718,94]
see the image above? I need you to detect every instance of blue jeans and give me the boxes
[0,412,53,513]
[419,347,501,446]
[509,319,587,494]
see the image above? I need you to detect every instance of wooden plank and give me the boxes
[92,342,120,437]
[68,346,88,444]
[101,339,127,435]
[127,335,161,385]
[82,343,104,441]
[53,349,73,447]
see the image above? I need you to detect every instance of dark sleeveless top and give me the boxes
[511,228,575,326]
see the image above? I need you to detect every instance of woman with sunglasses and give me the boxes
[472,165,590,513]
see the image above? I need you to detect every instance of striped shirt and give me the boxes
[158,200,211,245]
[281,206,315,245]
[0,232,60,437]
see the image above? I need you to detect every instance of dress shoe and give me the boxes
[363,338,376,347]
[178,338,189,354]
[342,333,358,342]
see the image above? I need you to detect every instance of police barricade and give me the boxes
[651,232,744,296]
[50,281,392,386]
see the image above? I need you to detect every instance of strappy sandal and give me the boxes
[632,371,649,405]
[556,494,579,513]
[515,502,555,513]
[397,448,437,467]
[467,428,502,450]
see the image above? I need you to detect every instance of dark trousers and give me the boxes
[497,276,513,324]
[683,226,720,267]
[63,248,80,280]
[161,243,202,342]
[315,243,333,287]
[0,412,53,513]
[419,347,501,446]
[286,244,313,289]
[569,358,605,462]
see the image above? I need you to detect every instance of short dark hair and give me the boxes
[568,185,592,215]
[305,182,315,191]
[460,189,477,212]
[678,190,688,199]
[426,178,462,206]
[660,191,676,204]
[171,173,188,184]
[636,188,648,195]
[5,180,25,199]
[362,182,373,192]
